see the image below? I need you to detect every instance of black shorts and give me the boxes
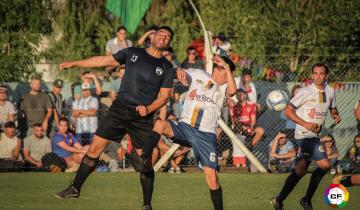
[95,99,154,149]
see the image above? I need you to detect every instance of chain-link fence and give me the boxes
[1,79,360,173]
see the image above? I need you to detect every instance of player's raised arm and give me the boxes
[213,56,237,97]
[59,55,120,70]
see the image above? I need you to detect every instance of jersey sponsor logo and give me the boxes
[130,55,138,62]
[187,89,217,105]
[307,108,327,119]
[155,67,163,75]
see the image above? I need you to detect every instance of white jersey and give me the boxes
[180,68,227,134]
[290,83,336,139]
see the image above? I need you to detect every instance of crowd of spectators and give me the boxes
[0,25,359,174]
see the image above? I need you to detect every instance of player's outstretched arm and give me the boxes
[59,55,120,70]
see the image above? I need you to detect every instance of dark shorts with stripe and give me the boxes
[296,137,327,161]
[95,99,154,149]
[169,120,218,170]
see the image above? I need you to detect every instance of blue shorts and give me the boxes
[296,137,327,161]
[169,121,218,170]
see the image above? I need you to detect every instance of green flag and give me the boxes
[106,0,152,33]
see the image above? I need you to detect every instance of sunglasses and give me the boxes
[324,141,333,143]
[188,51,196,55]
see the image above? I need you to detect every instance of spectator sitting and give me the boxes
[180,47,204,70]
[73,71,102,99]
[0,121,22,172]
[20,78,52,136]
[230,89,264,147]
[48,79,64,137]
[268,131,296,173]
[137,25,158,48]
[23,123,51,171]
[350,134,360,162]
[72,83,99,145]
[109,65,125,102]
[0,85,15,128]
[51,117,88,172]
[321,134,339,174]
[212,32,231,57]
[355,99,360,134]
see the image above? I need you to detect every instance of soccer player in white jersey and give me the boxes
[148,55,237,210]
[271,63,341,210]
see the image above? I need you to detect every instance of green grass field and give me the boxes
[0,172,359,210]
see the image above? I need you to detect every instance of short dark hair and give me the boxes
[157,26,174,39]
[311,63,329,75]
[33,123,42,128]
[242,68,252,76]
[4,121,16,128]
[82,71,91,75]
[187,47,197,53]
[354,134,360,142]
[116,26,127,32]
[59,117,68,124]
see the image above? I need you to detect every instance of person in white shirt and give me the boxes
[72,83,99,145]
[0,85,15,127]
[271,63,341,210]
[147,56,237,210]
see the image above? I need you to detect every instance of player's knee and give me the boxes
[87,144,103,157]
[319,162,330,171]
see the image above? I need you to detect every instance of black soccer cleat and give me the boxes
[55,185,80,199]
[300,197,313,210]
[142,205,152,210]
[128,150,152,173]
[270,197,284,210]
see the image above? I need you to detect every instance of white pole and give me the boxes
[153,144,181,172]
[218,119,268,173]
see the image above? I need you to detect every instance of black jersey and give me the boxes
[113,47,174,106]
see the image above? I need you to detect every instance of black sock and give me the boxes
[304,167,327,201]
[277,171,303,203]
[340,176,353,187]
[143,131,161,159]
[140,170,155,206]
[210,186,223,210]
[72,154,99,191]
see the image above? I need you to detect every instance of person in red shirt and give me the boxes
[230,89,264,147]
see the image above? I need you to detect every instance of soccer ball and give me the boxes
[328,187,345,205]
[266,90,289,111]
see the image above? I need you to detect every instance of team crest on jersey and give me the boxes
[130,54,138,62]
[155,67,163,75]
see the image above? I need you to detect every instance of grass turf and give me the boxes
[0,172,359,210]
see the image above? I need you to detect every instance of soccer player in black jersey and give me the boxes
[56,26,175,210]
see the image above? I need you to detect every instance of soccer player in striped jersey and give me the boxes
[146,55,237,210]
[271,63,341,210]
